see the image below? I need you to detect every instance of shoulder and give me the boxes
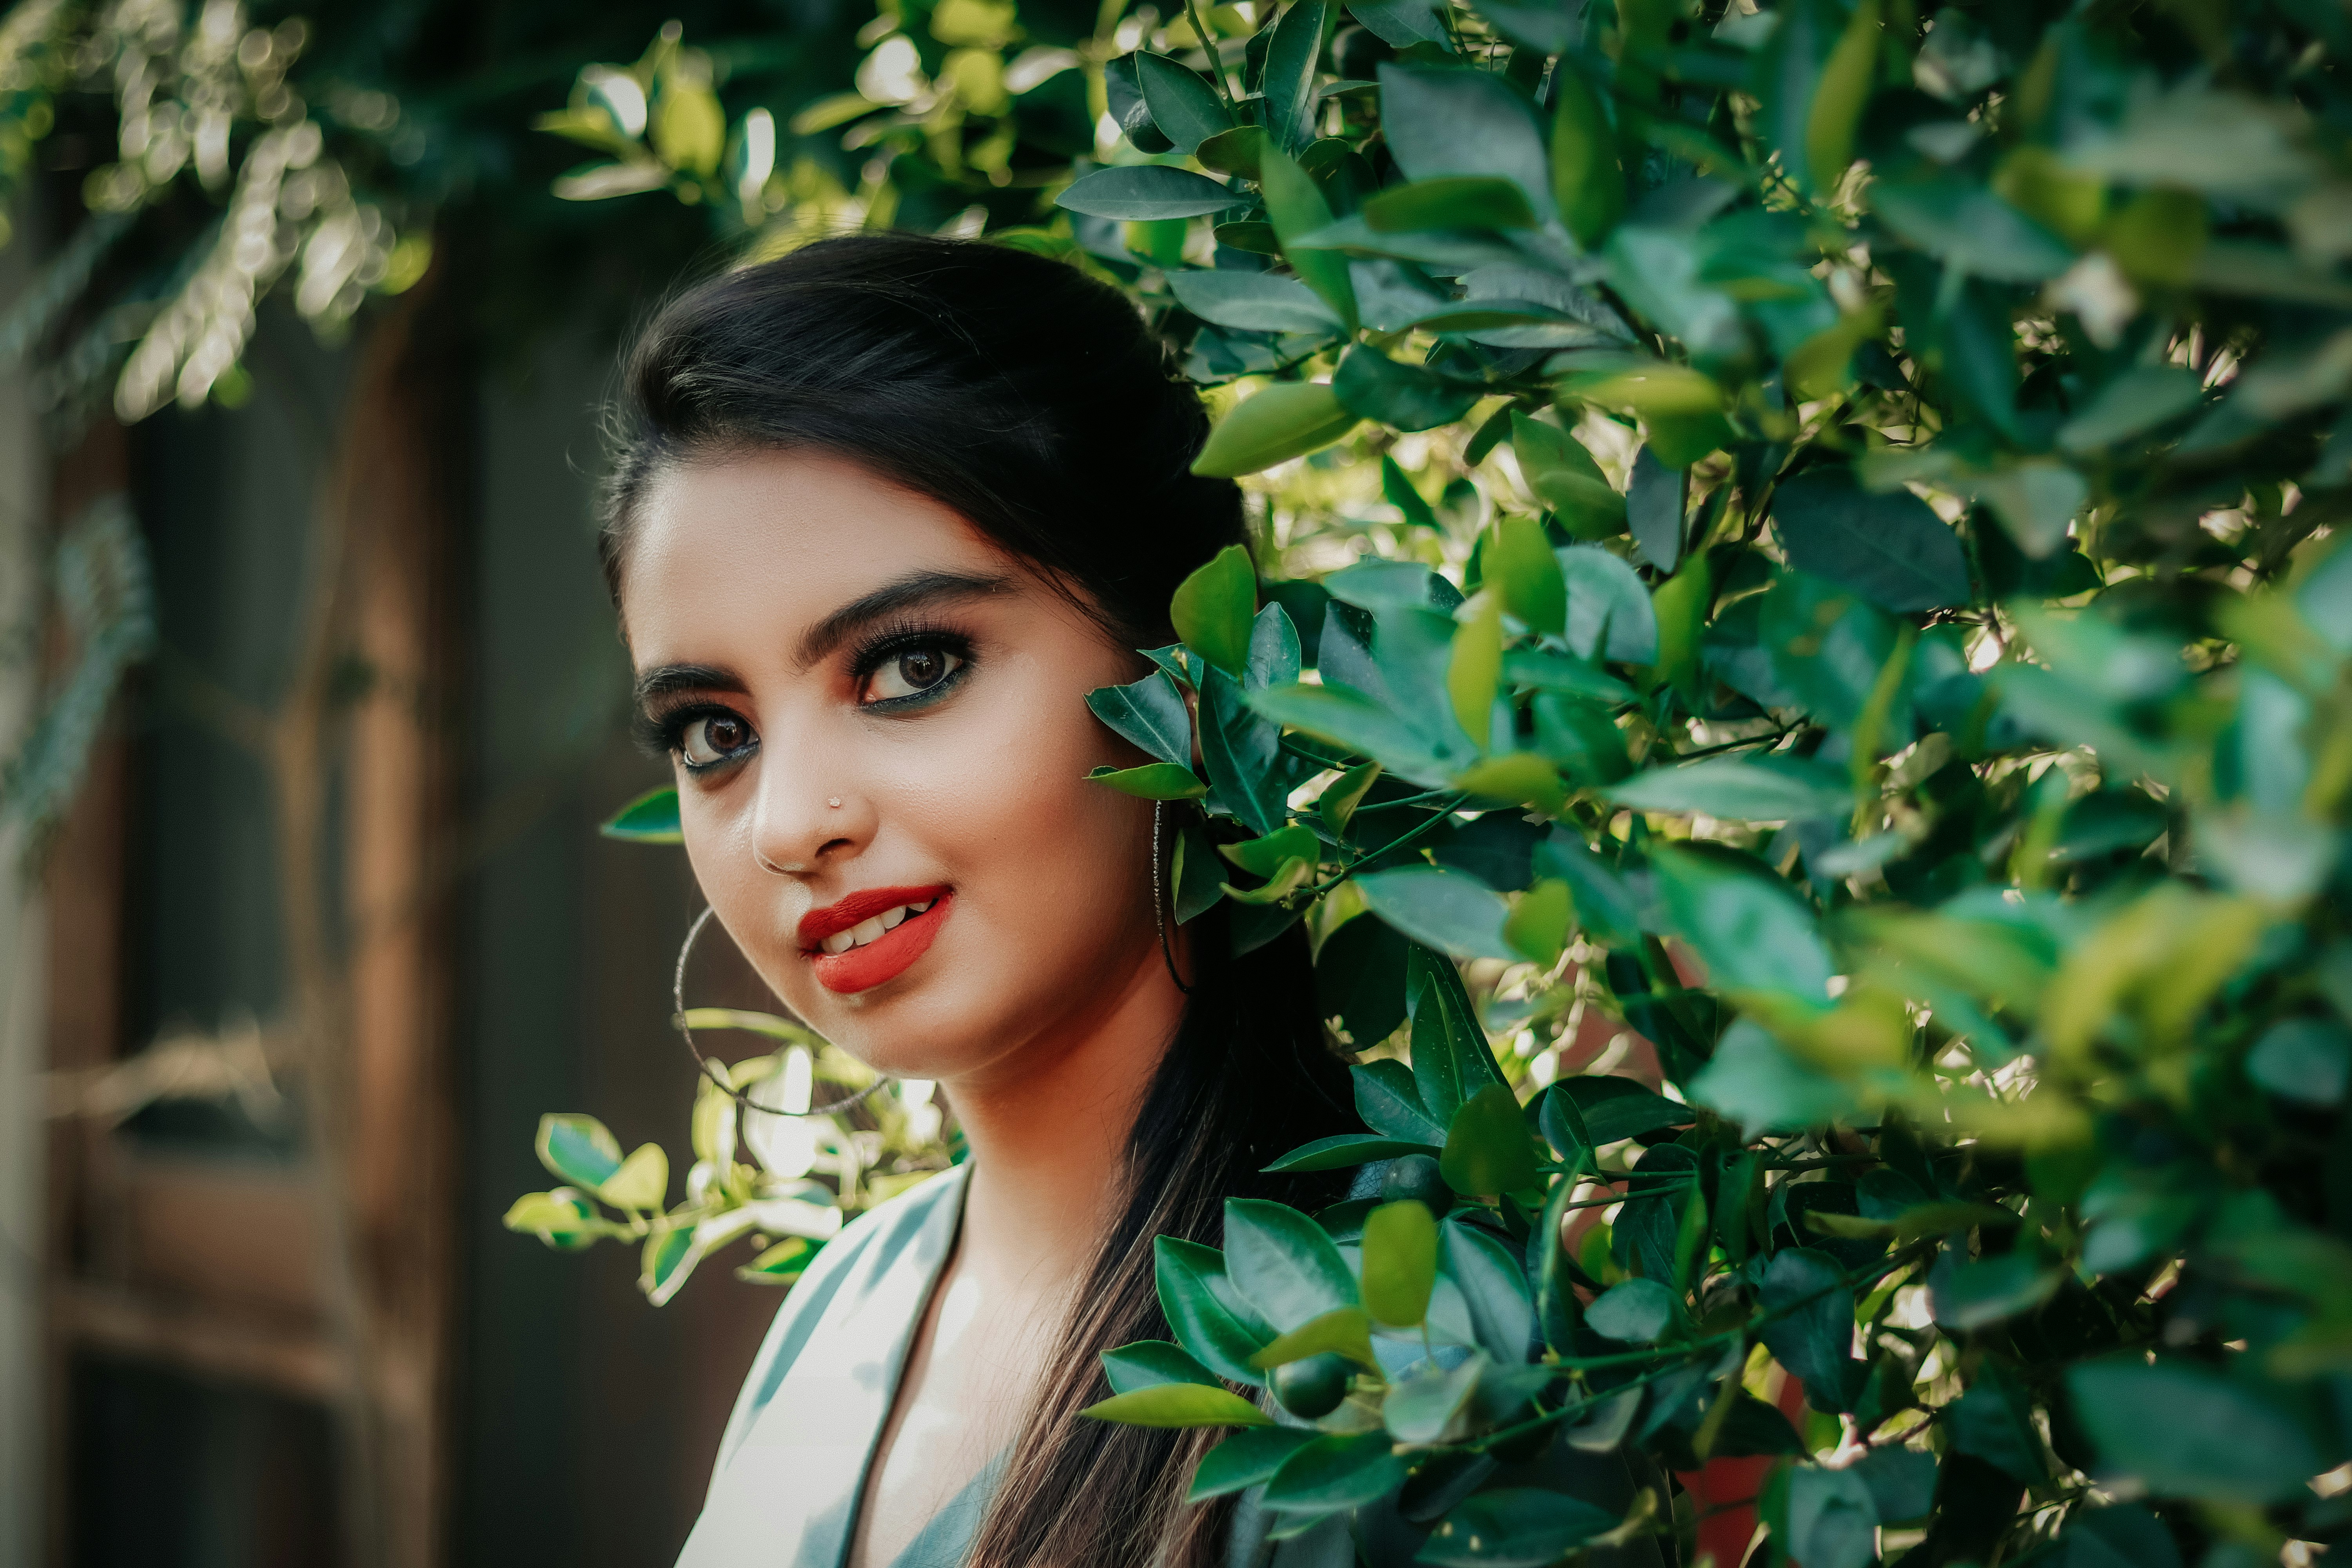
[710,1163,970,1475]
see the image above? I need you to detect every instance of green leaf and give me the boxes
[2058,365,2205,453]
[1504,878,1571,966]
[1247,682,1452,781]
[1261,145,1361,332]
[1316,913,1410,1047]
[1086,762,1209,799]
[737,1235,818,1283]
[1971,461,2089,560]
[1873,179,2078,281]
[1263,1432,1410,1511]
[1688,1018,1859,1136]
[1786,1465,1878,1568]
[1134,52,1232,155]
[640,1226,695,1302]
[1197,127,1268,178]
[1802,0,1878,194]
[1086,670,1193,767]
[2047,1505,2182,1568]
[652,83,726,176]
[503,1189,600,1249]
[1224,1197,1360,1331]
[2246,1017,2352,1106]
[600,786,682,842]
[1377,64,1554,223]
[1332,344,1479,431]
[1198,666,1288,835]
[1189,1428,1321,1501]
[1081,1383,1275,1428]
[1608,754,1854,820]
[1931,1252,2062,1330]
[1773,469,1970,612]
[1192,381,1360,477]
[1361,1199,1438,1327]
[1441,1218,1535,1361]
[599,1141,669,1209]
[1648,845,1835,1004]
[1625,446,1686,573]
[1382,455,1439,528]
[1058,165,1241,220]
[1447,594,1503,740]
[535,1112,624,1188]
[1156,1236,1275,1385]
[1382,1354,1483,1443]
[1264,1133,1438,1172]
[2069,1360,2323,1504]
[1542,1076,1694,1147]
[1420,1488,1617,1565]
[1851,1446,1937,1524]
[1249,1304,1379,1370]
[1558,546,1658,664]
[1260,0,1330,152]
[1222,823,1318,878]
[1102,1339,1223,1394]
[1354,1060,1448,1145]
[1533,833,1642,947]
[1170,543,1257,675]
[1512,414,1624,537]
[1362,176,1537,233]
[1348,0,1450,48]
[1550,61,1624,249]
[1950,1364,2049,1485]
[1584,1277,1676,1342]
[1758,1248,1860,1413]
[1408,947,1509,1117]
[1439,1083,1539,1197]
[1170,270,1343,334]
[1357,866,1517,962]
[1486,514,1566,635]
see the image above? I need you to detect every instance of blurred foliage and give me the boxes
[534,0,2352,1561]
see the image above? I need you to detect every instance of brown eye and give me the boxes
[679,713,754,767]
[864,644,965,703]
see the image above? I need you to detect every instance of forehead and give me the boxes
[618,449,1007,648]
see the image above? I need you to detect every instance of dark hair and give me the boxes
[602,233,1359,1565]
[600,232,1243,650]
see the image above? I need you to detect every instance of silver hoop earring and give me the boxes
[1151,801,1194,995]
[672,905,892,1118]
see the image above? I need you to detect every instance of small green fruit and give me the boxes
[1382,1154,1452,1213]
[1272,1352,1354,1419]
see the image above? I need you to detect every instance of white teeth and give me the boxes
[816,899,939,958]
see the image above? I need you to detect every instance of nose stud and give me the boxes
[827,797,842,809]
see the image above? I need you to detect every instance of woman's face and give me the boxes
[619,449,1170,1087]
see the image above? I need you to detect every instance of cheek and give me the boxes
[887,655,1153,965]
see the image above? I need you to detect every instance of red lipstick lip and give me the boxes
[807,892,952,995]
[797,884,952,949]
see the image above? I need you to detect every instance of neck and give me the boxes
[943,931,1189,1288]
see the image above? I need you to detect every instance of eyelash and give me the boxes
[633,622,978,769]
[849,621,976,710]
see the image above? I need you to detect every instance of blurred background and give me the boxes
[0,0,1129,1562]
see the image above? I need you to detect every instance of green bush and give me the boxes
[518,0,2352,1560]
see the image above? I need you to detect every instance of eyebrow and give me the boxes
[629,569,1017,706]
[791,568,1014,671]
[633,663,745,708]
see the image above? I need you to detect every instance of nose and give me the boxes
[750,748,869,875]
